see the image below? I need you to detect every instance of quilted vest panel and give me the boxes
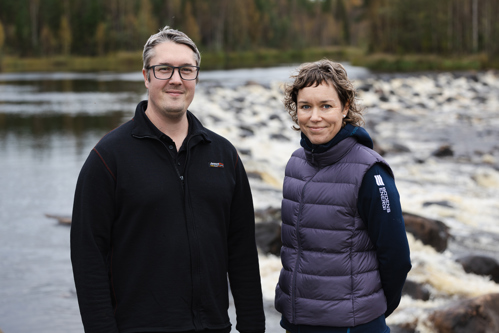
[275,137,390,327]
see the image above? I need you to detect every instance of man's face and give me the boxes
[142,42,197,121]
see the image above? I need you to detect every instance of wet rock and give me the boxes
[255,206,281,224]
[390,143,412,153]
[422,201,454,208]
[379,95,389,102]
[244,80,260,86]
[45,213,71,225]
[429,293,499,333]
[270,133,289,141]
[247,172,263,180]
[403,212,450,252]
[456,255,499,283]
[239,125,254,137]
[255,221,282,256]
[390,323,416,333]
[254,207,282,256]
[432,144,454,158]
[238,148,252,156]
[358,83,373,92]
[372,139,386,156]
[402,280,430,301]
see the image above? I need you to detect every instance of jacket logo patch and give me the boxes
[374,174,385,186]
[209,162,224,168]
[375,174,391,213]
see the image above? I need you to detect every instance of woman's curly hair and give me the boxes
[283,59,364,130]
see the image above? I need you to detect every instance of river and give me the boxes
[0,64,369,333]
[1,64,499,333]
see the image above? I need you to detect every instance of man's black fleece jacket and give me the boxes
[70,101,266,333]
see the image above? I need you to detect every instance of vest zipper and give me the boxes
[291,173,316,323]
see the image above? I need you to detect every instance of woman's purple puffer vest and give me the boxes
[275,137,389,327]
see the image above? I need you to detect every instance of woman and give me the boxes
[275,59,411,333]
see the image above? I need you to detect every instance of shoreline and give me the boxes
[1,48,498,74]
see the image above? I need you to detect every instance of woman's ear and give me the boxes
[343,102,350,117]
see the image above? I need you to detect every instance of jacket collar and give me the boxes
[131,100,212,144]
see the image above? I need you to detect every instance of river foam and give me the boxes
[190,71,499,331]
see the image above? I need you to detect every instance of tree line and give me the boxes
[0,0,498,59]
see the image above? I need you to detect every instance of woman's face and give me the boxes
[296,81,348,145]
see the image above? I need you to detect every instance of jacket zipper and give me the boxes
[181,136,204,330]
[134,133,203,328]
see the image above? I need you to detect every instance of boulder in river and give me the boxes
[403,212,450,252]
[456,255,499,283]
[429,293,499,333]
[432,144,454,158]
[402,280,431,301]
[45,213,71,225]
[255,207,282,256]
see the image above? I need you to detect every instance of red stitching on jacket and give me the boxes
[93,148,116,181]
[110,246,118,314]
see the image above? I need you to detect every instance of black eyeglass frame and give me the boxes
[146,65,200,81]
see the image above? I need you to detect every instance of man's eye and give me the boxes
[157,66,172,73]
[181,67,194,74]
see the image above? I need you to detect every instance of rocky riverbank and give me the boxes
[190,70,499,332]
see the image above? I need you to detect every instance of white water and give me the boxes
[190,71,499,332]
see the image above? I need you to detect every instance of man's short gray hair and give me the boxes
[142,26,201,81]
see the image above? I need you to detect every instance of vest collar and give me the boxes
[304,136,357,168]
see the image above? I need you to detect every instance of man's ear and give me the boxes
[142,68,150,89]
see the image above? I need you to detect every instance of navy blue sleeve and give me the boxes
[357,163,411,317]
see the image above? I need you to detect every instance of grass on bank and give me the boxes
[1,47,497,73]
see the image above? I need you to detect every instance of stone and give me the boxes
[270,133,290,141]
[422,201,454,208]
[402,280,430,301]
[45,213,71,225]
[403,212,450,252]
[432,144,454,158]
[254,207,282,256]
[429,293,499,333]
[372,139,386,156]
[456,255,499,283]
[255,221,282,256]
[255,206,281,224]
[390,323,416,333]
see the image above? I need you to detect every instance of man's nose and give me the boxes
[169,68,183,83]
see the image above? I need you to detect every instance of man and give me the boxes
[70,26,266,333]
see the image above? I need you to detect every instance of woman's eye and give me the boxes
[323,104,332,109]
[300,105,310,109]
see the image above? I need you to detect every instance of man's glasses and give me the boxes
[147,65,200,81]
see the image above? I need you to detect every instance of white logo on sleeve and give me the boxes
[374,174,391,213]
[374,174,385,186]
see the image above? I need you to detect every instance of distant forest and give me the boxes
[0,0,498,58]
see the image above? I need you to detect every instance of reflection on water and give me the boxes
[0,73,147,333]
[0,113,127,155]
